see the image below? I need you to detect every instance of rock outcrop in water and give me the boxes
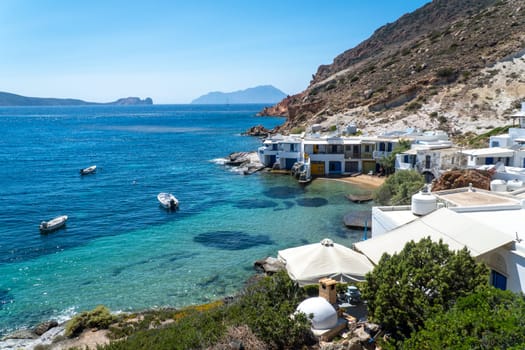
[221,152,266,175]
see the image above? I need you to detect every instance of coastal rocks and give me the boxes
[221,152,266,175]
[0,324,64,350]
[242,124,272,137]
[34,320,59,336]
[257,94,296,117]
[254,256,285,274]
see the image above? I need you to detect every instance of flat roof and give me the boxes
[460,147,514,157]
[434,189,520,207]
[303,139,361,145]
[373,206,419,227]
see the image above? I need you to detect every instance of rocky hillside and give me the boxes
[261,0,525,137]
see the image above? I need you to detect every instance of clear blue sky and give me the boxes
[0,1,429,104]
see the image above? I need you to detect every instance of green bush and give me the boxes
[100,271,313,349]
[65,305,116,337]
[363,238,488,344]
[303,283,319,297]
[228,270,312,349]
[400,288,525,349]
[102,307,227,350]
[290,126,305,134]
[436,67,455,78]
[373,170,425,205]
[405,102,422,111]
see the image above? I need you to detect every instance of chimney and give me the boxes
[318,278,337,304]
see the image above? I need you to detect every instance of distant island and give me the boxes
[0,91,153,106]
[191,85,287,104]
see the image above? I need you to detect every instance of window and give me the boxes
[379,143,385,151]
[425,155,431,168]
[491,270,507,290]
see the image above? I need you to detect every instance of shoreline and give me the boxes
[319,174,386,189]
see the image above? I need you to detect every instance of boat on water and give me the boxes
[292,159,312,184]
[39,215,68,234]
[157,192,179,210]
[80,165,97,175]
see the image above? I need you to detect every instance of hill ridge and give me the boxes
[0,91,153,106]
[191,85,287,104]
[261,0,525,137]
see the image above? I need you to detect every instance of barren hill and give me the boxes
[260,0,525,137]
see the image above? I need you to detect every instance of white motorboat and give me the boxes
[157,192,179,210]
[39,215,68,234]
[80,165,97,175]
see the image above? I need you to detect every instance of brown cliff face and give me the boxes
[263,0,525,136]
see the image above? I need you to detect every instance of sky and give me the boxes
[0,1,430,104]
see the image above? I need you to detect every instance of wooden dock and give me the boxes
[343,211,372,230]
[345,193,373,203]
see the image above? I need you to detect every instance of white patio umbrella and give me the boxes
[278,238,374,286]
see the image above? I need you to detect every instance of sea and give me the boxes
[0,104,373,336]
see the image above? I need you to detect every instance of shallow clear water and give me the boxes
[0,104,372,335]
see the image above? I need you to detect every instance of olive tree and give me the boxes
[362,237,488,343]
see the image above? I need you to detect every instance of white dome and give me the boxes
[296,297,338,330]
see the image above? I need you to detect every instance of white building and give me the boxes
[396,144,460,183]
[460,102,525,184]
[257,133,303,170]
[354,187,525,293]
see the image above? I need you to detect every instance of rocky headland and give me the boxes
[0,91,153,106]
[259,0,525,139]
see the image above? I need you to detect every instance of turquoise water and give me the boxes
[0,105,372,335]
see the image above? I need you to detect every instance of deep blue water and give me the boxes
[0,104,372,335]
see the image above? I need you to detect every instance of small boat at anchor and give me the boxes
[80,165,97,175]
[39,215,68,234]
[157,192,179,210]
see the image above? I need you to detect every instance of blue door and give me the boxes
[285,158,296,170]
[491,270,507,290]
[328,161,342,174]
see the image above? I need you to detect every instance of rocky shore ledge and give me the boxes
[218,151,267,175]
[1,321,75,350]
